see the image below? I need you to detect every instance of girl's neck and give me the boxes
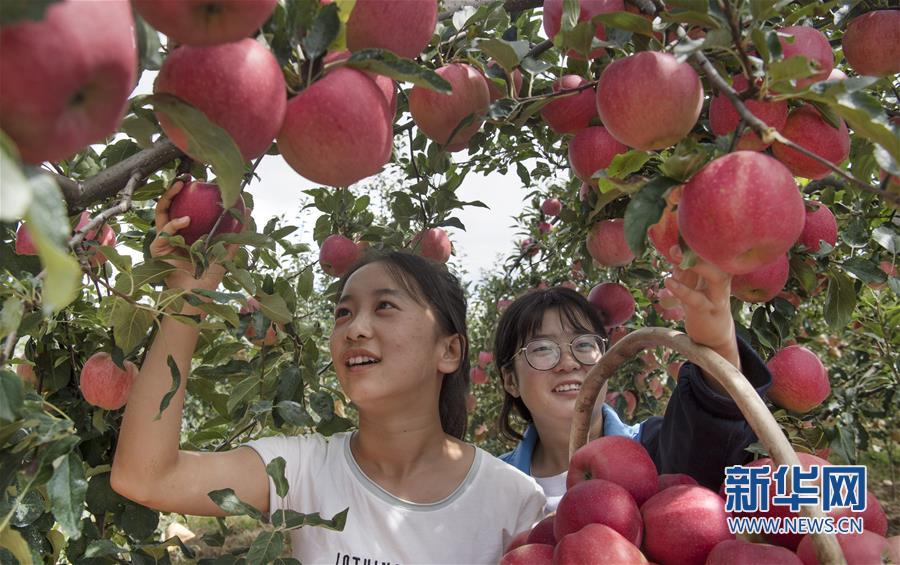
[530,417,572,477]
[353,411,456,477]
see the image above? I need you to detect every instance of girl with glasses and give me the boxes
[111,182,545,564]
[494,246,773,513]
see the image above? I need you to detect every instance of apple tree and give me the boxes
[1,0,898,562]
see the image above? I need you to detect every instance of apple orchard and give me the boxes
[0,0,898,563]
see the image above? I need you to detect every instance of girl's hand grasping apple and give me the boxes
[662,245,741,392]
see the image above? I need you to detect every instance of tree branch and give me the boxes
[56,139,183,213]
[718,0,757,95]
[689,41,900,207]
[69,172,142,249]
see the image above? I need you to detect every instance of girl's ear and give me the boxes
[501,367,520,398]
[437,333,464,375]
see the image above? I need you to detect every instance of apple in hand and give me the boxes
[80,352,138,410]
[0,0,137,164]
[167,182,246,246]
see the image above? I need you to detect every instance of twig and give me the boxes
[0,330,18,365]
[689,40,900,207]
[718,0,757,95]
[728,118,746,153]
[516,80,598,103]
[69,172,142,249]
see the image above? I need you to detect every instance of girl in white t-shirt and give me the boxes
[111,181,544,564]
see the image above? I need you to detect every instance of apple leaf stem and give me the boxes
[689,39,900,207]
[55,139,183,213]
[69,171,142,249]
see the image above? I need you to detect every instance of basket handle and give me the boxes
[568,327,845,565]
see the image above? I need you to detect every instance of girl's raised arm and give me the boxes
[110,182,270,516]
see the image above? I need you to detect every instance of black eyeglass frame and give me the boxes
[512,333,608,371]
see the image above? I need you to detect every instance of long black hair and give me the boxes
[492,286,606,441]
[338,251,470,440]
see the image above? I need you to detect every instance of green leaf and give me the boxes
[624,177,679,257]
[270,507,348,531]
[477,38,530,70]
[0,297,24,340]
[0,527,33,565]
[116,260,179,294]
[841,257,888,284]
[194,301,240,328]
[561,0,580,32]
[119,503,160,541]
[84,539,127,558]
[0,369,24,423]
[86,473,128,515]
[104,297,155,355]
[607,150,650,179]
[659,139,712,182]
[149,93,245,208]
[0,0,60,25]
[226,375,259,416]
[345,49,451,92]
[767,55,818,85]
[266,457,290,498]
[48,452,87,540]
[208,488,263,520]
[135,13,163,72]
[872,226,898,254]
[257,292,293,325]
[303,3,340,60]
[246,530,285,563]
[275,400,314,427]
[155,356,182,421]
[591,11,653,36]
[297,268,314,300]
[23,174,80,313]
[790,256,817,294]
[0,142,31,221]
[824,270,857,329]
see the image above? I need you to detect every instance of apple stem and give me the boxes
[569,327,847,565]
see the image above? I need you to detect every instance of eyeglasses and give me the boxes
[514,334,607,371]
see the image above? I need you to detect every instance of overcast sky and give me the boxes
[134,71,533,285]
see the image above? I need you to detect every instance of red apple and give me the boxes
[240,297,278,347]
[323,50,397,117]
[554,479,643,547]
[798,201,838,253]
[796,531,893,565]
[168,181,246,245]
[133,0,277,46]
[411,228,452,263]
[647,185,684,264]
[554,523,648,565]
[477,351,493,368]
[597,51,703,151]
[14,223,37,256]
[0,0,137,164]
[345,0,437,59]
[541,198,563,217]
[540,75,598,135]
[678,151,805,275]
[319,234,363,277]
[842,10,900,77]
[469,367,488,385]
[567,436,658,506]
[278,67,392,187]
[485,60,523,101]
[409,63,489,152]
[777,26,834,87]
[869,260,898,290]
[586,219,634,267]
[833,491,888,537]
[587,282,635,328]
[16,363,37,387]
[568,126,629,185]
[542,0,626,59]
[537,221,553,235]
[709,75,788,151]
[766,345,830,413]
[79,352,138,410]
[706,540,802,565]
[657,473,698,493]
[520,238,540,257]
[155,38,286,162]
[732,254,790,303]
[641,485,734,565]
[772,105,850,180]
[525,515,557,546]
[500,543,554,565]
[504,530,530,553]
[75,211,118,267]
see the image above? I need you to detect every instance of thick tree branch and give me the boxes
[57,140,183,213]
[689,42,900,207]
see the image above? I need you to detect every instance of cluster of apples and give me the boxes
[501,436,897,564]
[316,225,453,279]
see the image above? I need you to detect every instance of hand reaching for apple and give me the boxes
[151,180,241,294]
[662,245,742,379]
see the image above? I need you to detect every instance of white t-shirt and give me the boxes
[533,471,567,514]
[245,432,546,564]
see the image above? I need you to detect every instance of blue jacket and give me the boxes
[500,336,772,490]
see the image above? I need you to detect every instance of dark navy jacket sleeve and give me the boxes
[638,335,772,491]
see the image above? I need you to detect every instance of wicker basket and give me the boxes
[568,327,846,565]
